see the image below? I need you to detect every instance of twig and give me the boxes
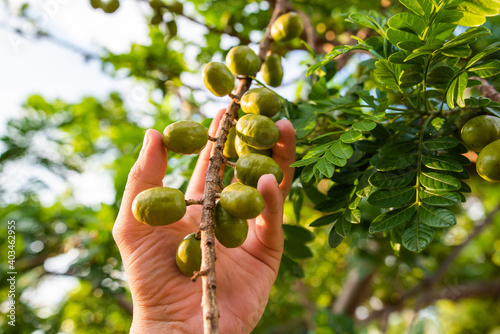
[207,135,217,142]
[471,76,500,102]
[198,1,289,332]
[186,198,203,205]
[223,158,236,168]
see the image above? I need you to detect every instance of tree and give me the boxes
[1,0,500,333]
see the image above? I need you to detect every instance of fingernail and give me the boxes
[139,130,151,156]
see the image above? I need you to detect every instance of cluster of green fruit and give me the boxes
[461,115,500,182]
[131,11,304,276]
[89,0,120,13]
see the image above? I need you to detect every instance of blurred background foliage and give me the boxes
[1,0,500,333]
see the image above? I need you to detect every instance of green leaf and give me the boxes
[340,130,363,143]
[400,0,434,19]
[345,209,362,224]
[451,0,500,17]
[387,12,427,36]
[290,157,320,168]
[369,170,416,188]
[379,140,418,157]
[374,59,402,90]
[422,155,463,172]
[280,255,304,278]
[328,227,344,248]
[418,205,457,227]
[325,149,347,167]
[353,120,377,132]
[468,59,500,78]
[427,66,456,90]
[315,157,335,178]
[420,172,461,191]
[422,137,459,151]
[335,218,351,237]
[402,219,434,252]
[369,205,417,233]
[400,66,425,88]
[456,72,469,108]
[284,240,313,259]
[443,26,490,49]
[375,153,418,171]
[446,76,458,109]
[348,13,382,32]
[368,187,416,208]
[330,140,353,159]
[301,164,315,183]
[310,212,343,227]
[420,190,461,206]
[441,46,472,58]
[293,106,317,138]
[283,225,315,243]
[460,181,472,193]
[303,142,332,159]
[387,27,421,46]
[466,42,500,68]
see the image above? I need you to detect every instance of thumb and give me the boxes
[115,129,168,229]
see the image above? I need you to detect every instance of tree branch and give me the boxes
[198,1,289,332]
[363,201,500,324]
[471,76,500,103]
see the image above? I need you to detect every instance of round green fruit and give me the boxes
[261,54,283,87]
[102,0,119,13]
[235,135,272,157]
[202,62,235,97]
[223,127,238,158]
[240,87,281,118]
[162,121,208,155]
[225,46,260,77]
[90,0,102,9]
[236,114,280,149]
[220,183,265,219]
[132,187,186,226]
[176,233,201,276]
[235,153,283,187]
[215,201,248,248]
[270,12,304,42]
[476,139,500,182]
[461,115,500,152]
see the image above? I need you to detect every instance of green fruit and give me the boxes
[235,135,272,157]
[162,121,208,155]
[202,62,235,97]
[149,0,164,9]
[223,127,238,158]
[476,139,500,182]
[102,0,119,13]
[166,1,183,14]
[261,54,283,87]
[461,115,500,152]
[176,233,201,276]
[132,187,186,226]
[90,0,102,9]
[235,153,283,187]
[225,46,260,77]
[220,183,265,219]
[215,201,248,248]
[236,114,280,149]
[270,12,304,42]
[240,87,281,118]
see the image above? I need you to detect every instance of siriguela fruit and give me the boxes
[261,54,283,87]
[220,182,265,219]
[214,201,248,248]
[162,121,208,155]
[132,187,186,226]
[235,153,283,187]
[225,45,260,77]
[240,87,281,118]
[270,12,304,42]
[476,139,500,182]
[236,114,280,149]
[235,135,273,157]
[461,115,500,152]
[176,233,202,276]
[202,62,235,97]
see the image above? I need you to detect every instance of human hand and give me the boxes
[113,109,296,333]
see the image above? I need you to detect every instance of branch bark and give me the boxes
[198,1,289,333]
[471,76,500,103]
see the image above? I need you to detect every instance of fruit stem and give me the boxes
[186,198,204,206]
[223,158,236,168]
[218,180,225,190]
[207,135,217,142]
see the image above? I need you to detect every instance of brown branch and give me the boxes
[198,1,289,332]
[332,267,376,316]
[186,198,203,205]
[207,135,217,142]
[471,76,500,102]
[222,158,236,168]
[363,201,500,324]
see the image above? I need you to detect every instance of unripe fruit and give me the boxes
[476,139,500,182]
[176,233,201,276]
[261,54,283,87]
[132,187,186,226]
[235,135,273,157]
[162,121,208,155]
[225,46,260,77]
[270,12,304,42]
[235,153,283,187]
[90,0,101,9]
[220,183,265,219]
[461,115,500,151]
[102,0,119,13]
[236,114,280,149]
[223,127,238,158]
[240,87,281,118]
[202,62,235,97]
[215,201,248,248]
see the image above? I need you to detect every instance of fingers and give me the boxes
[115,129,168,230]
[185,109,226,199]
[273,119,296,199]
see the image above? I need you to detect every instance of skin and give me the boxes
[113,109,296,333]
